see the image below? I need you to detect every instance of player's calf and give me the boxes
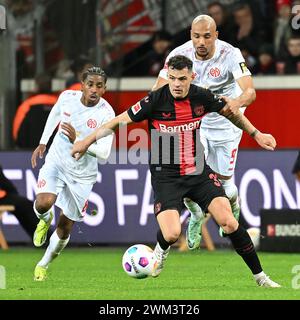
[227,224,281,287]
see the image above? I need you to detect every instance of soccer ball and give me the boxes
[247,227,260,249]
[122,244,156,279]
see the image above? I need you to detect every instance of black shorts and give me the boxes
[151,164,227,216]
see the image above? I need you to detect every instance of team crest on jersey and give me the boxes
[132,102,142,115]
[194,105,205,116]
[87,119,97,128]
[209,67,221,77]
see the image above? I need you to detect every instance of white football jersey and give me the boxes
[159,39,252,140]
[40,90,115,184]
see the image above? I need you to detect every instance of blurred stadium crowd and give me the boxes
[1,0,300,149]
[7,0,300,79]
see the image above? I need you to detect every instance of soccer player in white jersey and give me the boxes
[152,15,256,249]
[31,67,115,281]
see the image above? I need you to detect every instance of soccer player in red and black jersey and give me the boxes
[71,55,280,287]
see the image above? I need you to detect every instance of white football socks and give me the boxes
[220,178,239,207]
[33,200,52,223]
[37,230,70,268]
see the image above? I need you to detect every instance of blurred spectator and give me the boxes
[141,31,172,76]
[7,0,35,77]
[12,73,58,149]
[121,31,173,76]
[277,36,300,74]
[232,2,265,56]
[274,0,292,57]
[253,44,276,75]
[66,56,93,90]
[55,59,74,80]
[0,164,39,239]
[207,1,236,44]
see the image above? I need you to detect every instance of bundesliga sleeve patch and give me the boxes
[131,102,142,115]
[239,62,249,73]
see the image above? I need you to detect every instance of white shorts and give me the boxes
[200,130,243,177]
[36,161,93,222]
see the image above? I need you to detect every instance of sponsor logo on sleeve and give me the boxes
[239,62,249,73]
[132,102,142,115]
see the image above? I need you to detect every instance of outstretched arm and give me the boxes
[219,107,276,151]
[31,102,61,168]
[220,76,256,117]
[71,111,133,160]
[235,76,256,107]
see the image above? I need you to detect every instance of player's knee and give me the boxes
[35,196,54,213]
[164,228,181,244]
[219,208,238,234]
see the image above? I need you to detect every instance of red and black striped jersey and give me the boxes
[127,84,226,176]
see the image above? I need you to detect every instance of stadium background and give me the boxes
[0,0,299,248]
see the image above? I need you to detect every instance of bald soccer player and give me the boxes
[153,15,257,249]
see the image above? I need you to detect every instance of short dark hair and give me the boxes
[82,66,107,83]
[168,55,193,71]
[288,35,300,43]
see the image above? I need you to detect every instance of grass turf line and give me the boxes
[0,248,299,300]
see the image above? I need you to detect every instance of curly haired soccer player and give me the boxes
[31,67,115,281]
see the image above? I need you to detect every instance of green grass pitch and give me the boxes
[0,247,299,300]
